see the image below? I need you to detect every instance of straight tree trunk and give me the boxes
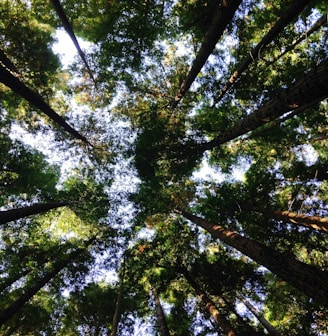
[236,293,281,336]
[251,208,328,233]
[110,257,126,336]
[152,288,171,336]
[0,268,32,293]
[0,64,90,144]
[0,48,19,74]
[177,209,328,306]
[198,57,328,152]
[50,0,96,86]
[171,0,242,108]
[0,236,96,326]
[177,266,237,336]
[265,14,327,69]
[0,201,69,225]
[216,0,311,103]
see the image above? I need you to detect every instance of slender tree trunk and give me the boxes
[0,268,32,293]
[236,293,281,336]
[251,208,328,233]
[0,236,96,326]
[0,48,19,74]
[110,257,126,336]
[198,58,328,152]
[177,266,237,336]
[265,14,327,69]
[177,209,328,306]
[49,0,96,86]
[0,64,90,144]
[171,0,242,107]
[216,0,311,103]
[152,288,171,336]
[0,201,69,225]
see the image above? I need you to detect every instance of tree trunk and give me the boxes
[0,268,32,293]
[0,236,96,326]
[199,57,328,152]
[177,209,328,306]
[171,0,242,108]
[177,266,237,336]
[236,293,281,336]
[49,0,96,86]
[265,13,327,69]
[0,48,19,74]
[0,64,90,144]
[252,208,328,233]
[110,257,126,336]
[0,201,69,225]
[152,288,171,336]
[216,0,311,103]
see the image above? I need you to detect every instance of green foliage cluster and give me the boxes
[0,0,327,335]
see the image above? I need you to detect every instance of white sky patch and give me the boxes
[52,29,93,68]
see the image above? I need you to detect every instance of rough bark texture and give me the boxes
[179,209,328,306]
[216,0,312,102]
[153,288,171,336]
[199,58,328,151]
[0,64,89,144]
[178,266,237,336]
[236,293,281,336]
[50,0,96,86]
[251,208,328,233]
[0,237,96,326]
[171,0,242,108]
[0,201,69,225]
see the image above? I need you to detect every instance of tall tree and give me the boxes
[171,0,242,107]
[177,209,328,306]
[0,63,89,144]
[0,201,69,225]
[0,236,96,326]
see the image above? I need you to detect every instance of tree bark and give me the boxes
[171,0,242,108]
[0,48,19,74]
[177,266,237,336]
[251,208,328,233]
[177,209,328,306]
[110,257,126,336]
[216,0,311,103]
[152,288,171,336]
[0,236,96,326]
[199,57,328,152]
[0,201,69,225]
[49,0,96,86]
[0,64,90,144]
[265,13,327,69]
[236,293,281,336]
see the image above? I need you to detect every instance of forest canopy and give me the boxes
[0,0,327,335]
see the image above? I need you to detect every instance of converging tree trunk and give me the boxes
[199,58,328,152]
[152,288,171,336]
[0,236,96,326]
[110,257,126,336]
[171,0,242,107]
[0,268,32,294]
[236,293,281,336]
[0,201,69,225]
[0,48,19,74]
[0,64,90,144]
[251,208,328,233]
[177,209,328,306]
[177,266,237,336]
[50,0,96,86]
[215,0,311,103]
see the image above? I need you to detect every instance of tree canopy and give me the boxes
[0,0,327,335]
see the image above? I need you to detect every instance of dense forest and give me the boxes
[0,0,327,335]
